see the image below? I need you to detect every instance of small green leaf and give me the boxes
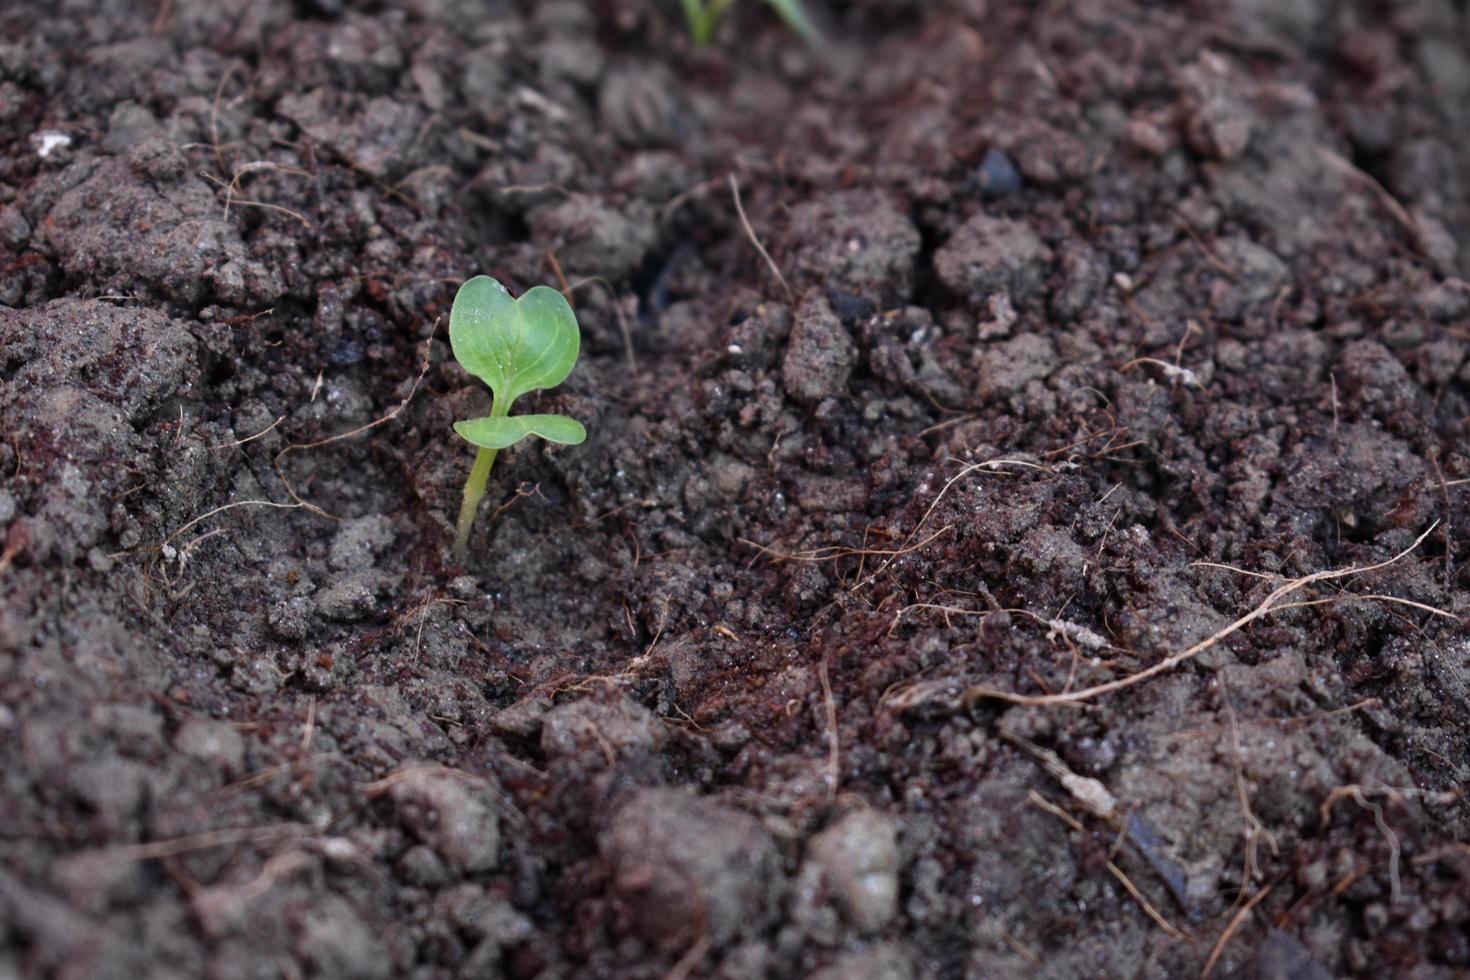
[762,0,818,41]
[454,413,588,450]
[449,276,581,407]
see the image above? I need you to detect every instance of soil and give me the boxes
[2,1,1469,978]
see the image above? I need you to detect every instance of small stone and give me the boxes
[103,102,161,155]
[1187,101,1251,161]
[705,454,754,502]
[86,547,114,573]
[442,885,535,946]
[1051,241,1107,321]
[974,333,1059,399]
[783,190,923,306]
[125,134,186,182]
[1209,237,1288,321]
[600,63,682,147]
[805,809,901,934]
[398,844,450,887]
[89,703,164,755]
[782,292,855,405]
[67,758,152,822]
[1411,209,1458,274]
[267,596,314,641]
[232,655,285,695]
[1181,53,1254,163]
[1125,115,1176,156]
[976,148,1021,198]
[934,212,1053,304]
[385,767,501,874]
[541,695,664,762]
[489,695,554,739]
[527,193,656,281]
[601,789,779,951]
[173,718,246,776]
[297,895,390,980]
[315,572,383,622]
[1013,126,1093,184]
[328,514,396,571]
[0,205,31,249]
[1252,930,1335,980]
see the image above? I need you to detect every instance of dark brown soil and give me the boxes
[3,1,1469,977]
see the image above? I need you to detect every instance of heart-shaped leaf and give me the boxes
[449,276,581,407]
[454,413,587,450]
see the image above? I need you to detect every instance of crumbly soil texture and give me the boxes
[3,1,1470,978]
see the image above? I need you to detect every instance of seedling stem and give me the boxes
[454,394,504,557]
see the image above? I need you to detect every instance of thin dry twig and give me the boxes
[209,63,239,177]
[728,173,793,304]
[1316,784,1446,905]
[817,650,839,800]
[1221,683,1277,911]
[160,499,305,551]
[1201,877,1278,978]
[1006,732,1118,820]
[1028,789,1085,830]
[97,823,308,862]
[1170,207,1241,280]
[212,754,336,798]
[361,764,486,798]
[564,274,638,370]
[1428,450,1453,589]
[968,523,1439,707]
[190,849,312,925]
[1107,861,1191,942]
[1027,791,1188,942]
[545,249,573,301]
[1271,697,1379,728]
[200,172,314,228]
[662,935,710,980]
[1267,593,1459,621]
[300,696,317,752]
[742,524,953,565]
[847,457,1047,594]
[1317,146,1422,247]
[1119,356,1203,389]
[208,413,284,450]
[273,336,433,513]
[210,160,313,221]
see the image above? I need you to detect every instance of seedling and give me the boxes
[449,275,586,558]
[680,0,817,45]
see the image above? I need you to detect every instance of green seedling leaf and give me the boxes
[763,0,818,41]
[679,0,815,45]
[448,274,588,558]
[454,413,587,450]
[450,276,580,406]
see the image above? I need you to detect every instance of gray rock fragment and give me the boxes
[782,292,855,404]
[805,809,901,934]
[384,767,501,874]
[601,789,779,951]
[934,212,1052,304]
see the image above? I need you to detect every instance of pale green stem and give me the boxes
[452,394,506,559]
[681,0,733,43]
